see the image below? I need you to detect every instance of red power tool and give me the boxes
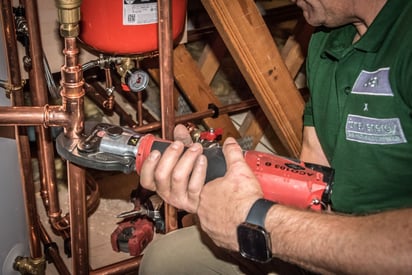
[57,123,334,211]
[56,123,334,256]
[134,134,333,211]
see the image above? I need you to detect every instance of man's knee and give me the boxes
[139,226,205,274]
[139,225,247,275]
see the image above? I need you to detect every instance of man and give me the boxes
[139,0,412,273]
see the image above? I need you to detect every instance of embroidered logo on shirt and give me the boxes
[345,114,407,145]
[352,68,393,96]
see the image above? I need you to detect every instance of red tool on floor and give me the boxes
[111,216,154,256]
[111,187,164,256]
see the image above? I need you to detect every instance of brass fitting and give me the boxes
[13,256,46,275]
[115,57,134,81]
[54,0,82,37]
[0,79,25,98]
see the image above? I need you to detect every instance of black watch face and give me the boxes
[237,223,272,263]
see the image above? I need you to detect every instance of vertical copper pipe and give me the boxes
[59,34,88,275]
[55,1,88,271]
[67,162,88,275]
[23,0,62,222]
[158,0,175,138]
[59,32,88,275]
[137,92,143,126]
[0,0,42,259]
[103,67,115,110]
[158,0,178,232]
[60,37,85,139]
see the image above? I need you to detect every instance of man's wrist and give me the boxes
[264,203,279,231]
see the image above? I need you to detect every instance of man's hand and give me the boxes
[140,128,264,252]
[139,124,207,213]
[197,137,263,251]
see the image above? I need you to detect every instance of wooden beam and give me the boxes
[201,0,305,157]
[280,18,314,78]
[241,18,313,152]
[198,34,226,84]
[147,68,181,113]
[238,109,267,150]
[173,44,240,140]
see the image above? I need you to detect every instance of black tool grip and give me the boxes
[150,141,227,183]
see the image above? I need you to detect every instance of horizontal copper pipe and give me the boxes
[0,105,69,126]
[134,98,259,133]
[90,257,141,275]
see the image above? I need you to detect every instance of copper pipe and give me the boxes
[38,222,71,275]
[103,67,115,110]
[49,174,100,231]
[54,1,93,272]
[60,37,85,139]
[85,173,100,216]
[39,174,100,261]
[3,0,258,273]
[53,9,89,271]
[90,257,141,275]
[56,9,89,273]
[0,0,42,260]
[158,0,178,233]
[104,66,113,89]
[59,26,89,275]
[67,161,89,275]
[137,91,143,126]
[23,0,64,226]
[0,105,69,126]
[37,174,98,274]
[85,82,139,127]
[134,98,259,133]
[23,0,48,107]
[1,3,23,96]
[158,0,175,140]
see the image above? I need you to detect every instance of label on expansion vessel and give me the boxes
[123,0,158,26]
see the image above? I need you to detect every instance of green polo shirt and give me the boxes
[304,0,412,214]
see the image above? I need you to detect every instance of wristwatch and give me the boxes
[237,198,275,263]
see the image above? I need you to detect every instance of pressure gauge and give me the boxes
[125,69,149,93]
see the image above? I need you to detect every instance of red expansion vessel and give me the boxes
[80,0,187,55]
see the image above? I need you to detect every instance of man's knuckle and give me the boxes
[171,171,184,182]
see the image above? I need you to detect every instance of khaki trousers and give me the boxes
[139,225,309,275]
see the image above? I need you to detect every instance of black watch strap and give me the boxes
[245,199,275,227]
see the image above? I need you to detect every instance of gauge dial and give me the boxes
[125,69,149,92]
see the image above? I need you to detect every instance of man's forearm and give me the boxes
[265,205,412,274]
